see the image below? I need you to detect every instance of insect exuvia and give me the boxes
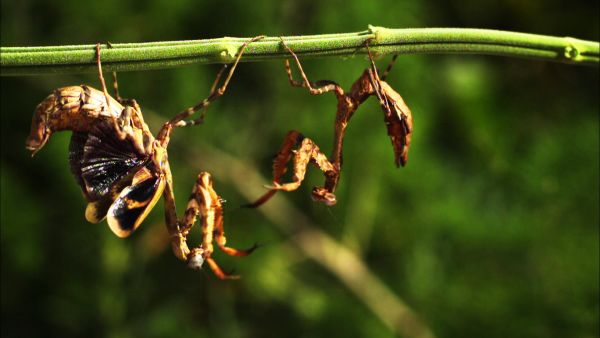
[26,36,265,279]
[247,38,413,208]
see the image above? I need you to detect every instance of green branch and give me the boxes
[1,26,598,76]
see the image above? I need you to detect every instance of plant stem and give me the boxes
[1,26,598,76]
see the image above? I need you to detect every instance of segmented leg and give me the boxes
[95,44,137,142]
[362,38,398,82]
[181,172,255,279]
[280,38,344,96]
[103,42,146,121]
[109,62,137,108]
[380,54,398,81]
[244,130,302,208]
[95,43,113,113]
[248,130,338,207]
[102,42,126,104]
[111,71,123,102]
[167,35,265,128]
[190,65,228,126]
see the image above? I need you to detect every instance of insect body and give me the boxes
[27,37,264,278]
[248,39,413,207]
[26,85,152,156]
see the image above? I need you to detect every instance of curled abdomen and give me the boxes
[26,85,123,154]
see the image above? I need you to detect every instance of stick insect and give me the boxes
[247,39,413,208]
[26,36,265,279]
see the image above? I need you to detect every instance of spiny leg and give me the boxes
[183,172,254,279]
[167,35,265,128]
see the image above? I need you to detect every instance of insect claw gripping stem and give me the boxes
[247,37,413,208]
[102,41,124,103]
[96,43,134,142]
[280,37,343,96]
[95,43,112,111]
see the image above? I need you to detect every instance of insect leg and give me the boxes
[103,42,127,104]
[161,161,192,262]
[95,43,133,141]
[364,43,392,113]
[365,42,384,86]
[363,38,399,82]
[111,71,122,102]
[107,61,140,109]
[247,130,338,207]
[95,43,113,113]
[183,172,251,279]
[380,54,398,81]
[244,130,301,207]
[280,38,344,96]
[213,208,258,257]
[185,65,227,126]
[166,35,266,128]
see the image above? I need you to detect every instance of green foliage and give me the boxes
[1,1,598,337]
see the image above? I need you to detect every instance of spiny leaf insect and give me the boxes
[247,38,413,208]
[26,36,265,279]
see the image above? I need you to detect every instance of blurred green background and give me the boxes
[1,1,598,337]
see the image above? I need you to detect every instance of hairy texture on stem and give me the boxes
[1,26,598,76]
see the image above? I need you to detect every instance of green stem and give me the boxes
[1,26,598,76]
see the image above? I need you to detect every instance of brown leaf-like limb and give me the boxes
[248,130,338,207]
